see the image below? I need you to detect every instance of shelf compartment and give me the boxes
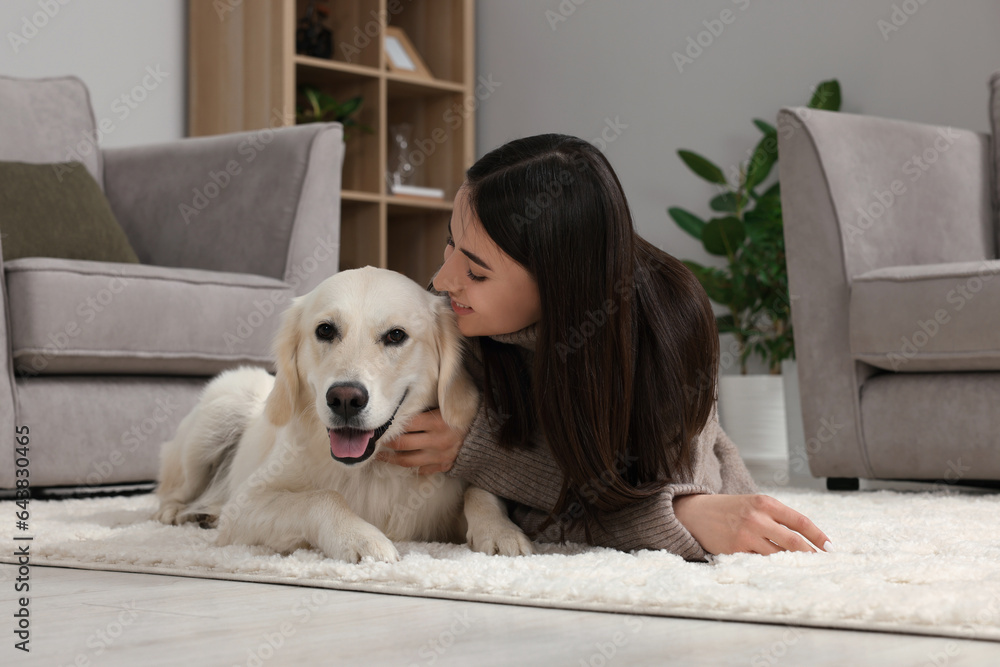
[340,200,384,272]
[295,74,382,194]
[386,92,468,201]
[387,0,469,85]
[295,0,382,69]
[387,211,449,289]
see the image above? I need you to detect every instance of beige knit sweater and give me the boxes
[434,292,760,562]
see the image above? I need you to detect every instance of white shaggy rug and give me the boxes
[3,487,1000,643]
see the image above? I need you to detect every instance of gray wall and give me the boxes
[476,0,1000,374]
[0,0,186,147]
[2,1,999,373]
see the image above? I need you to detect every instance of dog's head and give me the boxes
[265,266,479,466]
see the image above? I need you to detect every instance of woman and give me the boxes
[377,133,833,561]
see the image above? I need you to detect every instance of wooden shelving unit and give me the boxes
[188,0,475,287]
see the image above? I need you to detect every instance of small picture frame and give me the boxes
[384,26,433,79]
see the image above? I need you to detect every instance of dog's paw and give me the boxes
[324,524,400,564]
[468,525,534,557]
[153,500,184,525]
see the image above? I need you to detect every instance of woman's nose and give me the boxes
[433,253,458,292]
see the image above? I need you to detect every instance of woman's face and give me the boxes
[432,186,542,337]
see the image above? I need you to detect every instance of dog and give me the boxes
[154,266,533,563]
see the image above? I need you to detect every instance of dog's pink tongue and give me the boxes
[329,429,374,459]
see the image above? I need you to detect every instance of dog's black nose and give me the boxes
[326,382,369,420]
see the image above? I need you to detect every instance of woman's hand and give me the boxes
[673,493,833,556]
[375,408,468,475]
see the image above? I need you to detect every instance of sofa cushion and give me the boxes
[0,75,104,190]
[849,259,1000,372]
[5,258,292,376]
[0,160,139,263]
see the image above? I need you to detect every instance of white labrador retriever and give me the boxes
[154,266,533,563]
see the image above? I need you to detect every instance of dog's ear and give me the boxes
[266,297,305,427]
[433,298,480,430]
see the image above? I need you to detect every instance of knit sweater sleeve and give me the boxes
[714,413,761,495]
[448,397,717,562]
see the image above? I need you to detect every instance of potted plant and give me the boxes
[295,85,374,141]
[667,79,841,470]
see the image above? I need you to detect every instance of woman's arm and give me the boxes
[382,385,833,558]
[447,397,718,561]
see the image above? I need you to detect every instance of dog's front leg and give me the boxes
[464,486,534,557]
[217,488,400,564]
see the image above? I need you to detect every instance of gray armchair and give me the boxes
[778,71,1000,490]
[0,74,343,490]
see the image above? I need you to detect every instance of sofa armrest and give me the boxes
[102,122,344,295]
[778,107,994,282]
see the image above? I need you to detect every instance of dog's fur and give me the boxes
[154,266,533,563]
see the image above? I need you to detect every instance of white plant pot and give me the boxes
[718,371,788,462]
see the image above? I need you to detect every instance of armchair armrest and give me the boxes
[102,122,344,295]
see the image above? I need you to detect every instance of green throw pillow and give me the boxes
[0,160,140,263]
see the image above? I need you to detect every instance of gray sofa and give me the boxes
[0,75,343,490]
[778,71,1000,490]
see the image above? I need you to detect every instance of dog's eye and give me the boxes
[315,322,338,341]
[384,328,408,345]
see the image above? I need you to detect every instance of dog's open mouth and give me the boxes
[327,388,408,465]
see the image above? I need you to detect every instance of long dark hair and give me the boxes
[465,134,719,541]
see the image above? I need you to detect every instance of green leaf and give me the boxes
[702,216,746,256]
[753,119,776,135]
[743,211,781,243]
[744,132,778,191]
[759,182,780,201]
[668,207,706,240]
[678,150,728,185]
[336,95,363,118]
[709,192,739,213]
[682,261,732,305]
[715,313,736,334]
[808,79,841,111]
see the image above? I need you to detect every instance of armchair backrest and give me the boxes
[0,74,104,190]
[778,107,994,284]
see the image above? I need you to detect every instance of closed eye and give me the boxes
[447,235,487,282]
